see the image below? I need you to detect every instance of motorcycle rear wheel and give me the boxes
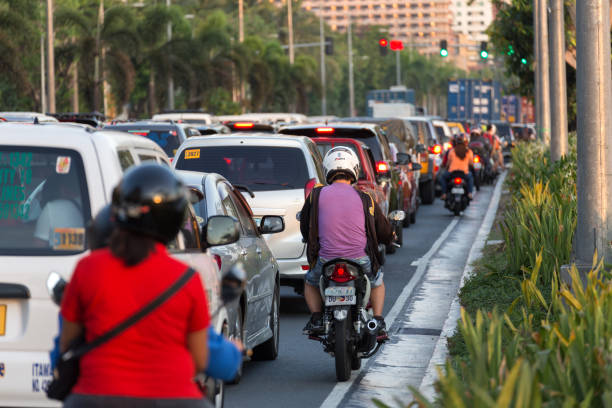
[334,311,353,381]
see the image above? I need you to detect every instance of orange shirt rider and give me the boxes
[447,148,474,174]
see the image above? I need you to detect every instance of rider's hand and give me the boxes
[230,339,245,352]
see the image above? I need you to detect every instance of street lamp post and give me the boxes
[319,10,326,116]
[348,18,355,117]
[46,0,56,113]
[549,0,568,161]
[166,0,174,110]
[288,0,294,64]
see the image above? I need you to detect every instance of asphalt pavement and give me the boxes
[226,183,497,408]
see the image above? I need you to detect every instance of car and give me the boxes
[152,110,213,124]
[0,112,58,123]
[104,122,201,159]
[403,116,444,204]
[49,112,105,128]
[337,117,418,154]
[432,119,453,149]
[0,123,237,407]
[176,170,284,380]
[446,121,466,136]
[278,123,419,234]
[224,121,277,133]
[511,123,535,142]
[193,124,231,135]
[490,120,516,159]
[172,133,326,294]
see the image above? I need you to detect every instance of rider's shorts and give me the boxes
[305,256,384,288]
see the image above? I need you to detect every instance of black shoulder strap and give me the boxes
[63,267,196,361]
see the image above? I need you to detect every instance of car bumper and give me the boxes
[277,256,309,283]
[0,351,59,407]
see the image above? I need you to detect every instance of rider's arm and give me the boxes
[373,203,394,245]
[205,327,242,381]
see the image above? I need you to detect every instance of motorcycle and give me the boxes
[308,210,405,382]
[444,171,470,216]
[472,154,483,191]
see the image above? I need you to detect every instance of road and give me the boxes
[226,182,499,408]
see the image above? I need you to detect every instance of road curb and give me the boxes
[418,170,508,400]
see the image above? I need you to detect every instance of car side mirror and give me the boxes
[204,215,240,247]
[415,143,426,153]
[395,153,411,165]
[221,263,247,305]
[259,215,285,234]
[411,163,422,171]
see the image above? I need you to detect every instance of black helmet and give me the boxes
[112,163,188,244]
[88,204,114,250]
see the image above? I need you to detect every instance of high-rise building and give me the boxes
[449,0,494,43]
[267,0,454,56]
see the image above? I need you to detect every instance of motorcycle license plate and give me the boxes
[325,287,356,306]
[451,188,465,194]
[474,162,482,170]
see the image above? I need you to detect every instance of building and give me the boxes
[449,0,494,44]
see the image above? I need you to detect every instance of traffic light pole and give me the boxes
[537,0,551,143]
[575,0,612,263]
[348,18,355,117]
[395,50,401,86]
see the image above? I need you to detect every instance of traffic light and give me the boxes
[379,38,388,56]
[439,40,448,57]
[325,36,334,55]
[480,41,489,59]
[507,45,514,56]
[521,57,528,65]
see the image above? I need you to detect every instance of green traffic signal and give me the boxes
[440,49,448,57]
[521,58,527,65]
[480,50,488,59]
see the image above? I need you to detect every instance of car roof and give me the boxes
[0,122,166,153]
[0,112,59,123]
[179,132,311,147]
[311,136,369,150]
[280,122,379,132]
[175,169,209,185]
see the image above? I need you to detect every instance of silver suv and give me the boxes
[173,133,326,294]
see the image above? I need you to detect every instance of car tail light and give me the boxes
[301,265,310,271]
[376,161,389,174]
[443,142,452,151]
[453,177,463,185]
[213,254,222,271]
[330,263,356,283]
[316,127,334,134]
[169,157,173,163]
[234,122,254,129]
[474,155,481,163]
[304,177,317,199]
[428,144,442,154]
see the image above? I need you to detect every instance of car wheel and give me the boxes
[420,178,435,205]
[228,306,244,384]
[252,284,280,361]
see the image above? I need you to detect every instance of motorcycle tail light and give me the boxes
[428,144,442,154]
[376,161,389,174]
[474,155,481,163]
[304,178,317,199]
[453,177,463,185]
[328,263,357,283]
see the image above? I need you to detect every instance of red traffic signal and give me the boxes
[379,38,388,47]
[389,40,404,51]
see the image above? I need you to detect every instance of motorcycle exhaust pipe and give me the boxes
[362,319,378,352]
[366,319,378,332]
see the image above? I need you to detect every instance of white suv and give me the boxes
[0,123,228,407]
[173,133,326,294]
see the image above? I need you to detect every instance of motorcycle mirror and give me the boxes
[46,271,67,306]
[221,263,247,305]
[388,210,406,222]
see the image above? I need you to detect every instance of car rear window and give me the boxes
[106,127,181,157]
[315,142,366,180]
[0,147,90,255]
[175,146,310,192]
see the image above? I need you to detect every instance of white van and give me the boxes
[0,123,227,407]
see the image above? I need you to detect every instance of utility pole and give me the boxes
[537,0,551,143]
[549,0,568,161]
[40,34,47,113]
[319,10,326,116]
[575,0,612,263]
[166,0,174,110]
[238,0,244,42]
[46,0,56,113]
[347,18,355,117]
[533,0,540,140]
[288,0,294,64]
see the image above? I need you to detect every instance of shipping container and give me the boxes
[501,95,521,123]
[367,86,416,116]
[447,79,501,122]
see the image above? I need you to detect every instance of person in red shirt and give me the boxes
[60,164,211,408]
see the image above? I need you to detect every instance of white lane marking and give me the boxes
[319,216,461,408]
[410,259,420,266]
[487,239,503,245]
[419,171,508,399]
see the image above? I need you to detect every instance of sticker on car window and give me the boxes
[52,227,85,251]
[195,215,204,225]
[185,149,200,159]
[56,157,71,174]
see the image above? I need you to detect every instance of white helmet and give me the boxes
[322,146,360,184]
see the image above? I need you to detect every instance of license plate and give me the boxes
[325,287,356,306]
[474,162,482,170]
[451,188,465,194]
[0,305,6,336]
